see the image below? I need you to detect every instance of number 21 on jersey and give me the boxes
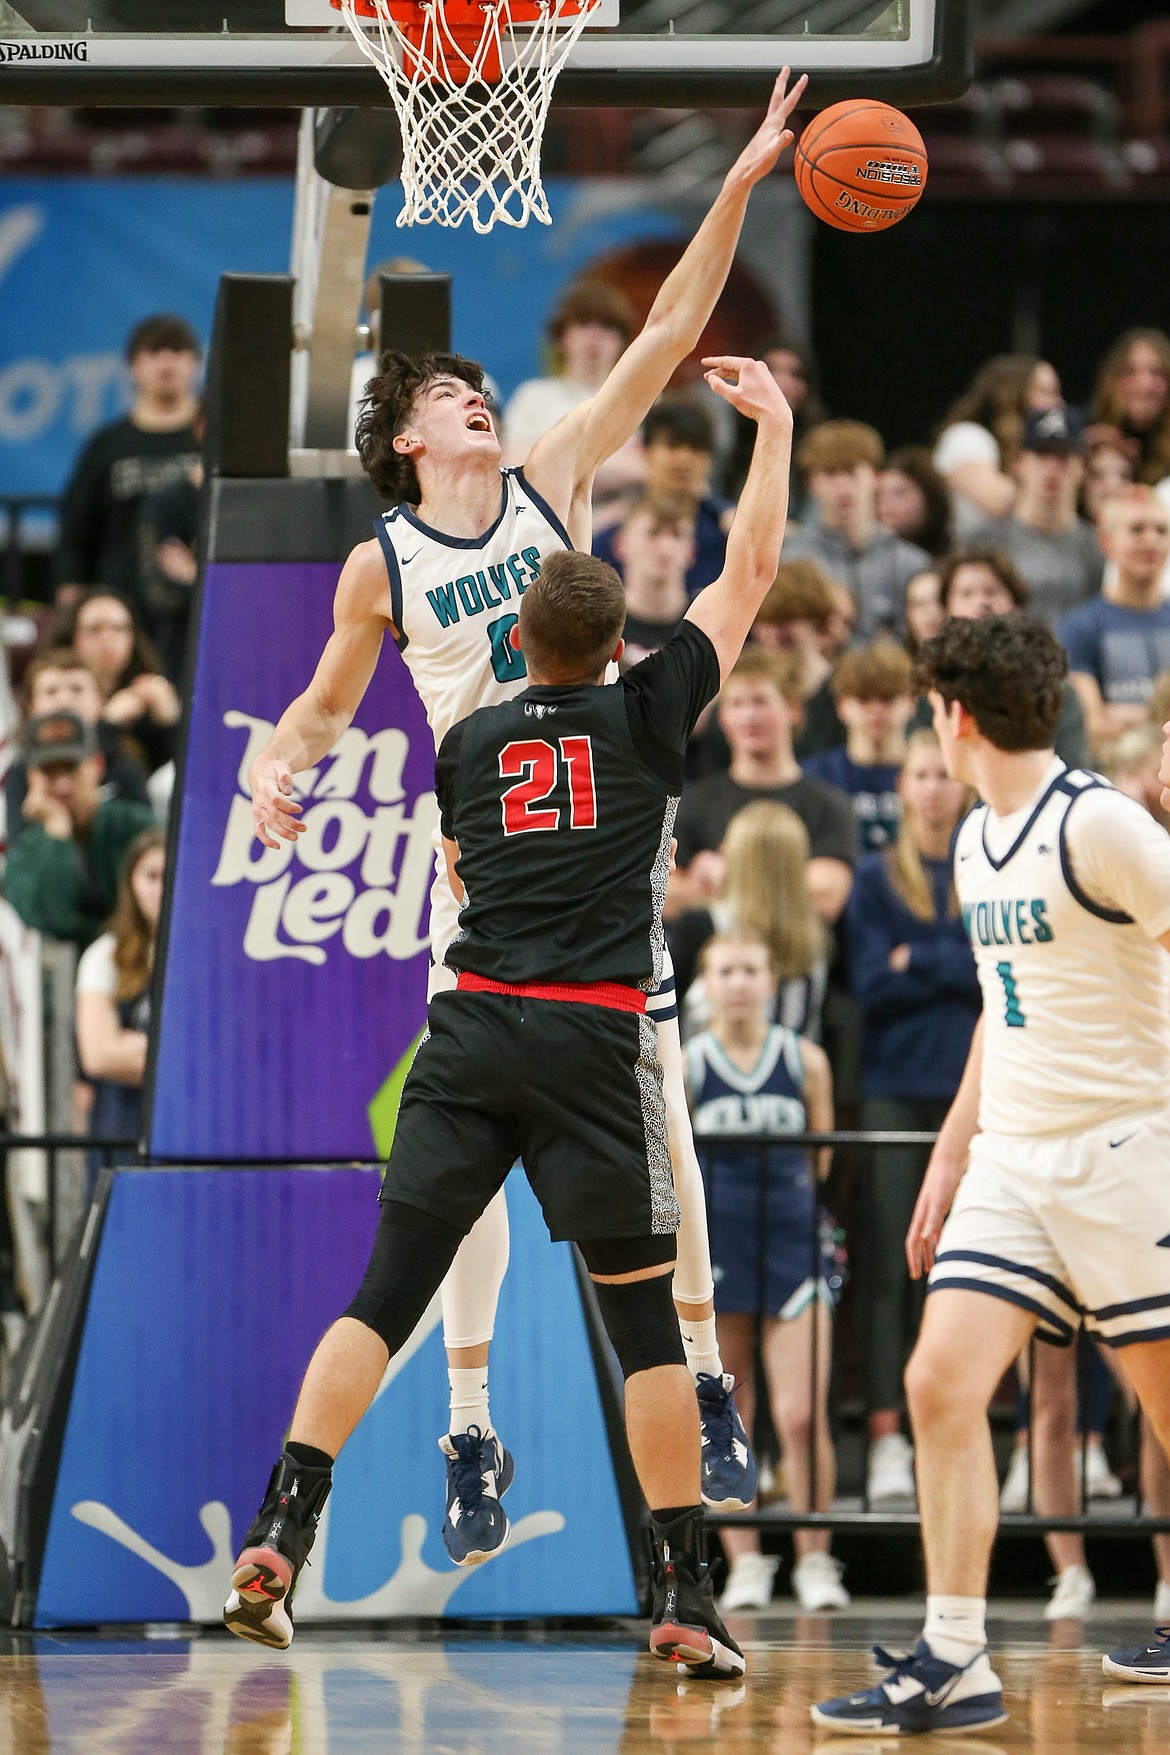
[499,737,597,836]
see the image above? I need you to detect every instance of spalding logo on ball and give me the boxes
[795,99,928,233]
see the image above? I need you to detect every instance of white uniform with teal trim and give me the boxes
[930,756,1170,1348]
[375,468,569,755]
[373,468,679,1019]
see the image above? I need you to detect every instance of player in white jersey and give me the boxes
[814,614,1170,1734]
[243,67,807,1567]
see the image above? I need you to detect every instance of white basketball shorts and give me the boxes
[928,1106,1170,1349]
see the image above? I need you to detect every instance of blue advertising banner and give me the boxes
[35,1167,637,1624]
[0,177,684,499]
[149,558,436,1162]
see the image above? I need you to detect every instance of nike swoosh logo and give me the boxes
[401,550,421,565]
[958,852,972,860]
[1110,1131,1139,1149]
[923,1678,961,1707]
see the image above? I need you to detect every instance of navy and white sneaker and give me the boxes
[810,1641,1006,1735]
[696,1373,756,1512]
[1103,1626,1170,1682]
[439,1424,514,1566]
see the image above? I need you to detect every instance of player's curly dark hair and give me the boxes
[914,613,1066,752]
[356,350,486,505]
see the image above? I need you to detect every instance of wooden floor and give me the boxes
[2,1605,1168,1752]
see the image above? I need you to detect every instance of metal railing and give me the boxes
[695,1129,1170,1540]
[2,1123,1164,1540]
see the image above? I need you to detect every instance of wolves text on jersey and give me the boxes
[962,898,1054,949]
[424,547,542,629]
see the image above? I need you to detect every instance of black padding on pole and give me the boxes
[204,274,294,479]
[314,106,403,191]
[205,478,385,565]
[379,273,451,360]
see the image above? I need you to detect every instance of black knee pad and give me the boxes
[343,1199,464,1355]
[585,1254,685,1380]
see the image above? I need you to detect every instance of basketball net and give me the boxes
[332,0,600,233]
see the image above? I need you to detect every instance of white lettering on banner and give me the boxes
[215,712,435,967]
[0,353,123,445]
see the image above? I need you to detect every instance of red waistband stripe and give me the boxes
[455,971,647,1014]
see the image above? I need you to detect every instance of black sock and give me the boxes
[285,1441,334,1472]
[651,1504,702,1530]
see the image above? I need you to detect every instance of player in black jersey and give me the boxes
[225,358,793,1675]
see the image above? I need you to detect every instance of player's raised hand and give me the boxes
[702,356,793,429]
[250,756,305,850]
[729,67,808,186]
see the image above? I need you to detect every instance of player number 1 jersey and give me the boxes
[954,763,1170,1138]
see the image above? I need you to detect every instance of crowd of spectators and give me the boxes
[4,293,1170,1610]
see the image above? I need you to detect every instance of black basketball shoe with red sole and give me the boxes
[224,1454,331,1649]
[649,1508,746,1680]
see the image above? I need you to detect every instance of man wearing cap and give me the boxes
[969,407,1104,628]
[3,712,154,949]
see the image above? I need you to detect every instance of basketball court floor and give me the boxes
[2,1605,1167,1752]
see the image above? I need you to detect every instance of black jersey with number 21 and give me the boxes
[435,620,721,992]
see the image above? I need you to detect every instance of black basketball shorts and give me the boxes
[382,987,680,1244]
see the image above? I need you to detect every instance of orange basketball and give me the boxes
[794,99,927,233]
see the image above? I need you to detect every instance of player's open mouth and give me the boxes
[466,412,492,433]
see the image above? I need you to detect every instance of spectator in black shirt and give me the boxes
[137,406,206,685]
[613,492,693,665]
[668,646,858,924]
[4,648,149,848]
[751,558,844,759]
[53,590,181,776]
[56,314,202,610]
[593,398,732,598]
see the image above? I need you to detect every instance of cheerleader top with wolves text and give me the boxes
[685,1025,809,1171]
[954,757,1170,1138]
[435,622,721,991]
[374,468,573,751]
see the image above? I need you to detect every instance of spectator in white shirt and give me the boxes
[932,354,1062,532]
[503,280,644,505]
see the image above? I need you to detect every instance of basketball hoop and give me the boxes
[331,0,601,233]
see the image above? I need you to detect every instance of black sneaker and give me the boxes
[649,1509,746,1680]
[224,1454,331,1649]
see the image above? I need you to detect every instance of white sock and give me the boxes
[923,1594,987,1665]
[448,1367,491,1437]
[678,1315,723,1382]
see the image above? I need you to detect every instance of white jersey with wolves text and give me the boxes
[955,757,1170,1138]
[374,466,572,753]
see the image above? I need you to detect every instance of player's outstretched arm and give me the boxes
[684,356,794,679]
[523,68,806,524]
[248,540,388,850]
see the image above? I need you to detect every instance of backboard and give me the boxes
[0,1,971,107]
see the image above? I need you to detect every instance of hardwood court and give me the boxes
[1,1608,1168,1752]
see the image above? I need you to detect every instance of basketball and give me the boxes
[794,99,928,233]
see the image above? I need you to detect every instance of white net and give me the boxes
[336,0,600,233]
